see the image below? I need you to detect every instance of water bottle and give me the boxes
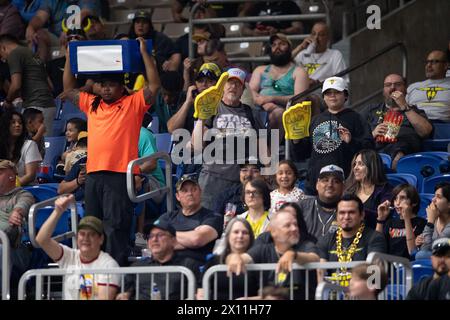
[151,284,161,300]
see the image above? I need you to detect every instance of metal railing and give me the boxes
[202,261,363,300]
[367,252,412,300]
[316,252,413,300]
[28,195,78,249]
[126,152,173,213]
[285,41,408,159]
[18,266,196,300]
[188,0,329,60]
[0,230,10,300]
[315,282,348,300]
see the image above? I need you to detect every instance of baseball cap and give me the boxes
[322,76,348,93]
[77,131,88,140]
[269,33,292,47]
[144,219,176,238]
[432,237,450,255]
[227,68,246,85]
[175,174,199,192]
[318,164,345,181]
[78,216,103,235]
[0,159,17,173]
[133,10,151,22]
[192,31,211,43]
[196,62,221,81]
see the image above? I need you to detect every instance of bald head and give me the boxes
[269,210,299,247]
[425,50,448,79]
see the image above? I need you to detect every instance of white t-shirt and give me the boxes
[56,244,120,300]
[270,187,305,213]
[406,77,450,121]
[294,48,347,82]
[17,139,42,178]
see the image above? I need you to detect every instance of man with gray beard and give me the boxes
[359,73,432,169]
[249,33,309,137]
[192,68,268,211]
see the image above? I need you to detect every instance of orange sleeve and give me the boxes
[130,89,151,114]
[78,92,95,113]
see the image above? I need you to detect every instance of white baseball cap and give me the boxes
[227,68,246,85]
[322,76,348,93]
[318,164,345,181]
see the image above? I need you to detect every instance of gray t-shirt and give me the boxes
[202,101,265,178]
[298,196,338,243]
[406,78,450,121]
[7,46,55,108]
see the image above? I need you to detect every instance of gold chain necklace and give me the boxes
[330,223,365,287]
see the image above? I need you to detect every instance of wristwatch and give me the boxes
[402,104,414,113]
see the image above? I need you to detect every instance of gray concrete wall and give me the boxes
[349,0,450,107]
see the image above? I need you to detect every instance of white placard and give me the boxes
[76,45,124,72]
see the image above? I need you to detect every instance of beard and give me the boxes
[342,226,354,232]
[385,97,399,109]
[270,49,292,66]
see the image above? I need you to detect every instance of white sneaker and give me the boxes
[135,232,147,247]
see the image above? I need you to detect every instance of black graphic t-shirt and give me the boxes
[293,108,374,194]
[383,216,426,259]
[202,101,264,177]
[317,227,386,262]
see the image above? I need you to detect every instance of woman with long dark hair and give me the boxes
[0,110,41,185]
[198,217,258,300]
[345,149,392,229]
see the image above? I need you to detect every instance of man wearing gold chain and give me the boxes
[317,194,386,286]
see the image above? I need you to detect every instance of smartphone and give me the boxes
[79,163,86,174]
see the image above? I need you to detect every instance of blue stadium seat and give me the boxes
[23,185,58,202]
[423,123,450,151]
[52,119,66,136]
[387,173,418,188]
[412,263,433,284]
[154,133,172,154]
[417,151,450,160]
[379,153,392,168]
[396,154,443,188]
[422,174,450,193]
[43,136,67,167]
[418,193,434,219]
[60,100,80,118]
[62,112,87,123]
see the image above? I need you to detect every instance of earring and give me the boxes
[9,176,14,181]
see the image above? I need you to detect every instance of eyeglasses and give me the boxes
[425,59,446,65]
[244,190,262,197]
[272,80,282,92]
[383,82,404,88]
[147,233,169,240]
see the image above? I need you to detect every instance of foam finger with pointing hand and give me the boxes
[194,72,229,120]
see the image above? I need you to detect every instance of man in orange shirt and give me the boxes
[62,37,160,266]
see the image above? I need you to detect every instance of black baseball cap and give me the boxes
[143,219,176,238]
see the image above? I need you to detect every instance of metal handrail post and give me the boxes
[28,195,78,249]
[126,152,173,213]
[0,230,10,300]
